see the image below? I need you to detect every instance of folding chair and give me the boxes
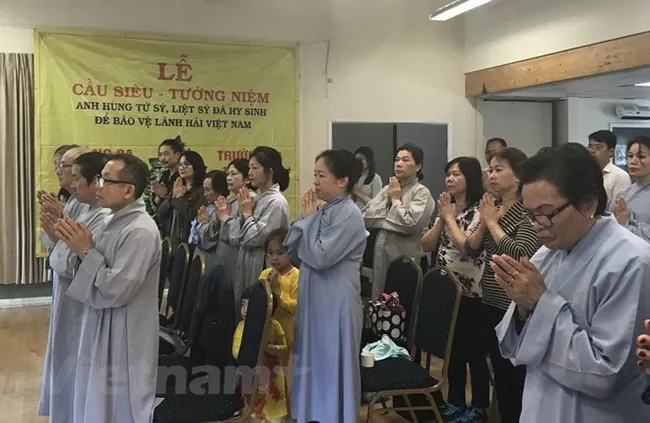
[361,266,462,423]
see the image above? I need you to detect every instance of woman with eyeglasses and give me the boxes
[465,147,541,423]
[156,150,208,252]
[493,144,650,423]
[608,135,650,243]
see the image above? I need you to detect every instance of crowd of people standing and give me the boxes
[36,129,650,423]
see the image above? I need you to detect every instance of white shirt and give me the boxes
[602,161,631,201]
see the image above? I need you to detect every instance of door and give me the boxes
[331,122,449,196]
[331,122,395,184]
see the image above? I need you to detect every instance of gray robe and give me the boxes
[38,203,110,422]
[200,194,256,282]
[189,203,219,274]
[40,196,90,251]
[607,182,650,243]
[229,184,289,306]
[287,194,367,423]
[363,179,435,298]
[65,198,161,423]
[497,218,650,423]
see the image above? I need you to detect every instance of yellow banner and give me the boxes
[35,30,299,256]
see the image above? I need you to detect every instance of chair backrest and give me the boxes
[165,243,191,323]
[174,251,206,335]
[158,237,172,309]
[384,255,423,347]
[190,264,235,368]
[237,280,272,369]
[363,228,379,268]
[412,266,461,377]
[235,280,273,414]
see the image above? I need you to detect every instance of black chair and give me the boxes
[190,265,236,372]
[363,228,379,269]
[361,266,462,423]
[154,280,273,422]
[158,237,172,311]
[159,252,206,356]
[157,264,234,398]
[161,243,191,328]
[362,256,423,351]
[360,228,379,298]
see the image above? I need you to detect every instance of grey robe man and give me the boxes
[55,154,161,423]
[39,147,93,250]
[38,147,95,420]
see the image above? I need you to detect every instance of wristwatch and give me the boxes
[79,249,91,260]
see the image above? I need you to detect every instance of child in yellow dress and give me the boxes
[259,228,298,353]
[258,228,298,419]
[232,283,288,423]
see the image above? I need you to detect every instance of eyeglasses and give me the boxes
[587,143,607,151]
[524,202,570,228]
[57,163,73,169]
[97,176,135,188]
[177,162,191,169]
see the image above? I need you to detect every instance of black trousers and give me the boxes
[484,303,526,423]
[447,296,491,409]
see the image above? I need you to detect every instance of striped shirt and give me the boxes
[468,201,541,310]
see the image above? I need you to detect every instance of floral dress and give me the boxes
[435,205,486,297]
[233,319,288,421]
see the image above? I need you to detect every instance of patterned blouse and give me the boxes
[435,205,487,298]
[467,201,541,310]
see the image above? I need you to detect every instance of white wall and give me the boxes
[464,0,650,72]
[0,26,32,52]
[0,0,481,192]
[565,97,650,145]
[478,100,552,162]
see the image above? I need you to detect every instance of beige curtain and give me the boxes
[0,53,45,284]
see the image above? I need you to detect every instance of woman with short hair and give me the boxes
[494,143,650,423]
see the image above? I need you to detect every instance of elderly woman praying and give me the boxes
[493,143,650,423]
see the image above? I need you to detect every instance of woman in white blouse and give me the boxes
[352,146,382,209]
[421,156,490,422]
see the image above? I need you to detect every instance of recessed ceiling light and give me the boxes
[429,0,493,21]
[634,82,650,87]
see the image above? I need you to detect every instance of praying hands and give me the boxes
[386,177,402,205]
[214,196,231,221]
[237,187,255,219]
[54,218,94,256]
[38,190,65,219]
[613,197,629,225]
[300,188,319,218]
[491,254,546,318]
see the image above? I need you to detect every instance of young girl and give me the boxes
[232,283,288,423]
[258,228,298,353]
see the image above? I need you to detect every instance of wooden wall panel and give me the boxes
[466,31,650,97]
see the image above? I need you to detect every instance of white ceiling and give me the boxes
[485,67,650,101]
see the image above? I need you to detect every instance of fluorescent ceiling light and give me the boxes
[635,82,650,87]
[429,0,493,21]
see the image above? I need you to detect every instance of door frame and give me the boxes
[328,120,453,161]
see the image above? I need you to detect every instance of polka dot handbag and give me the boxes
[367,292,407,343]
